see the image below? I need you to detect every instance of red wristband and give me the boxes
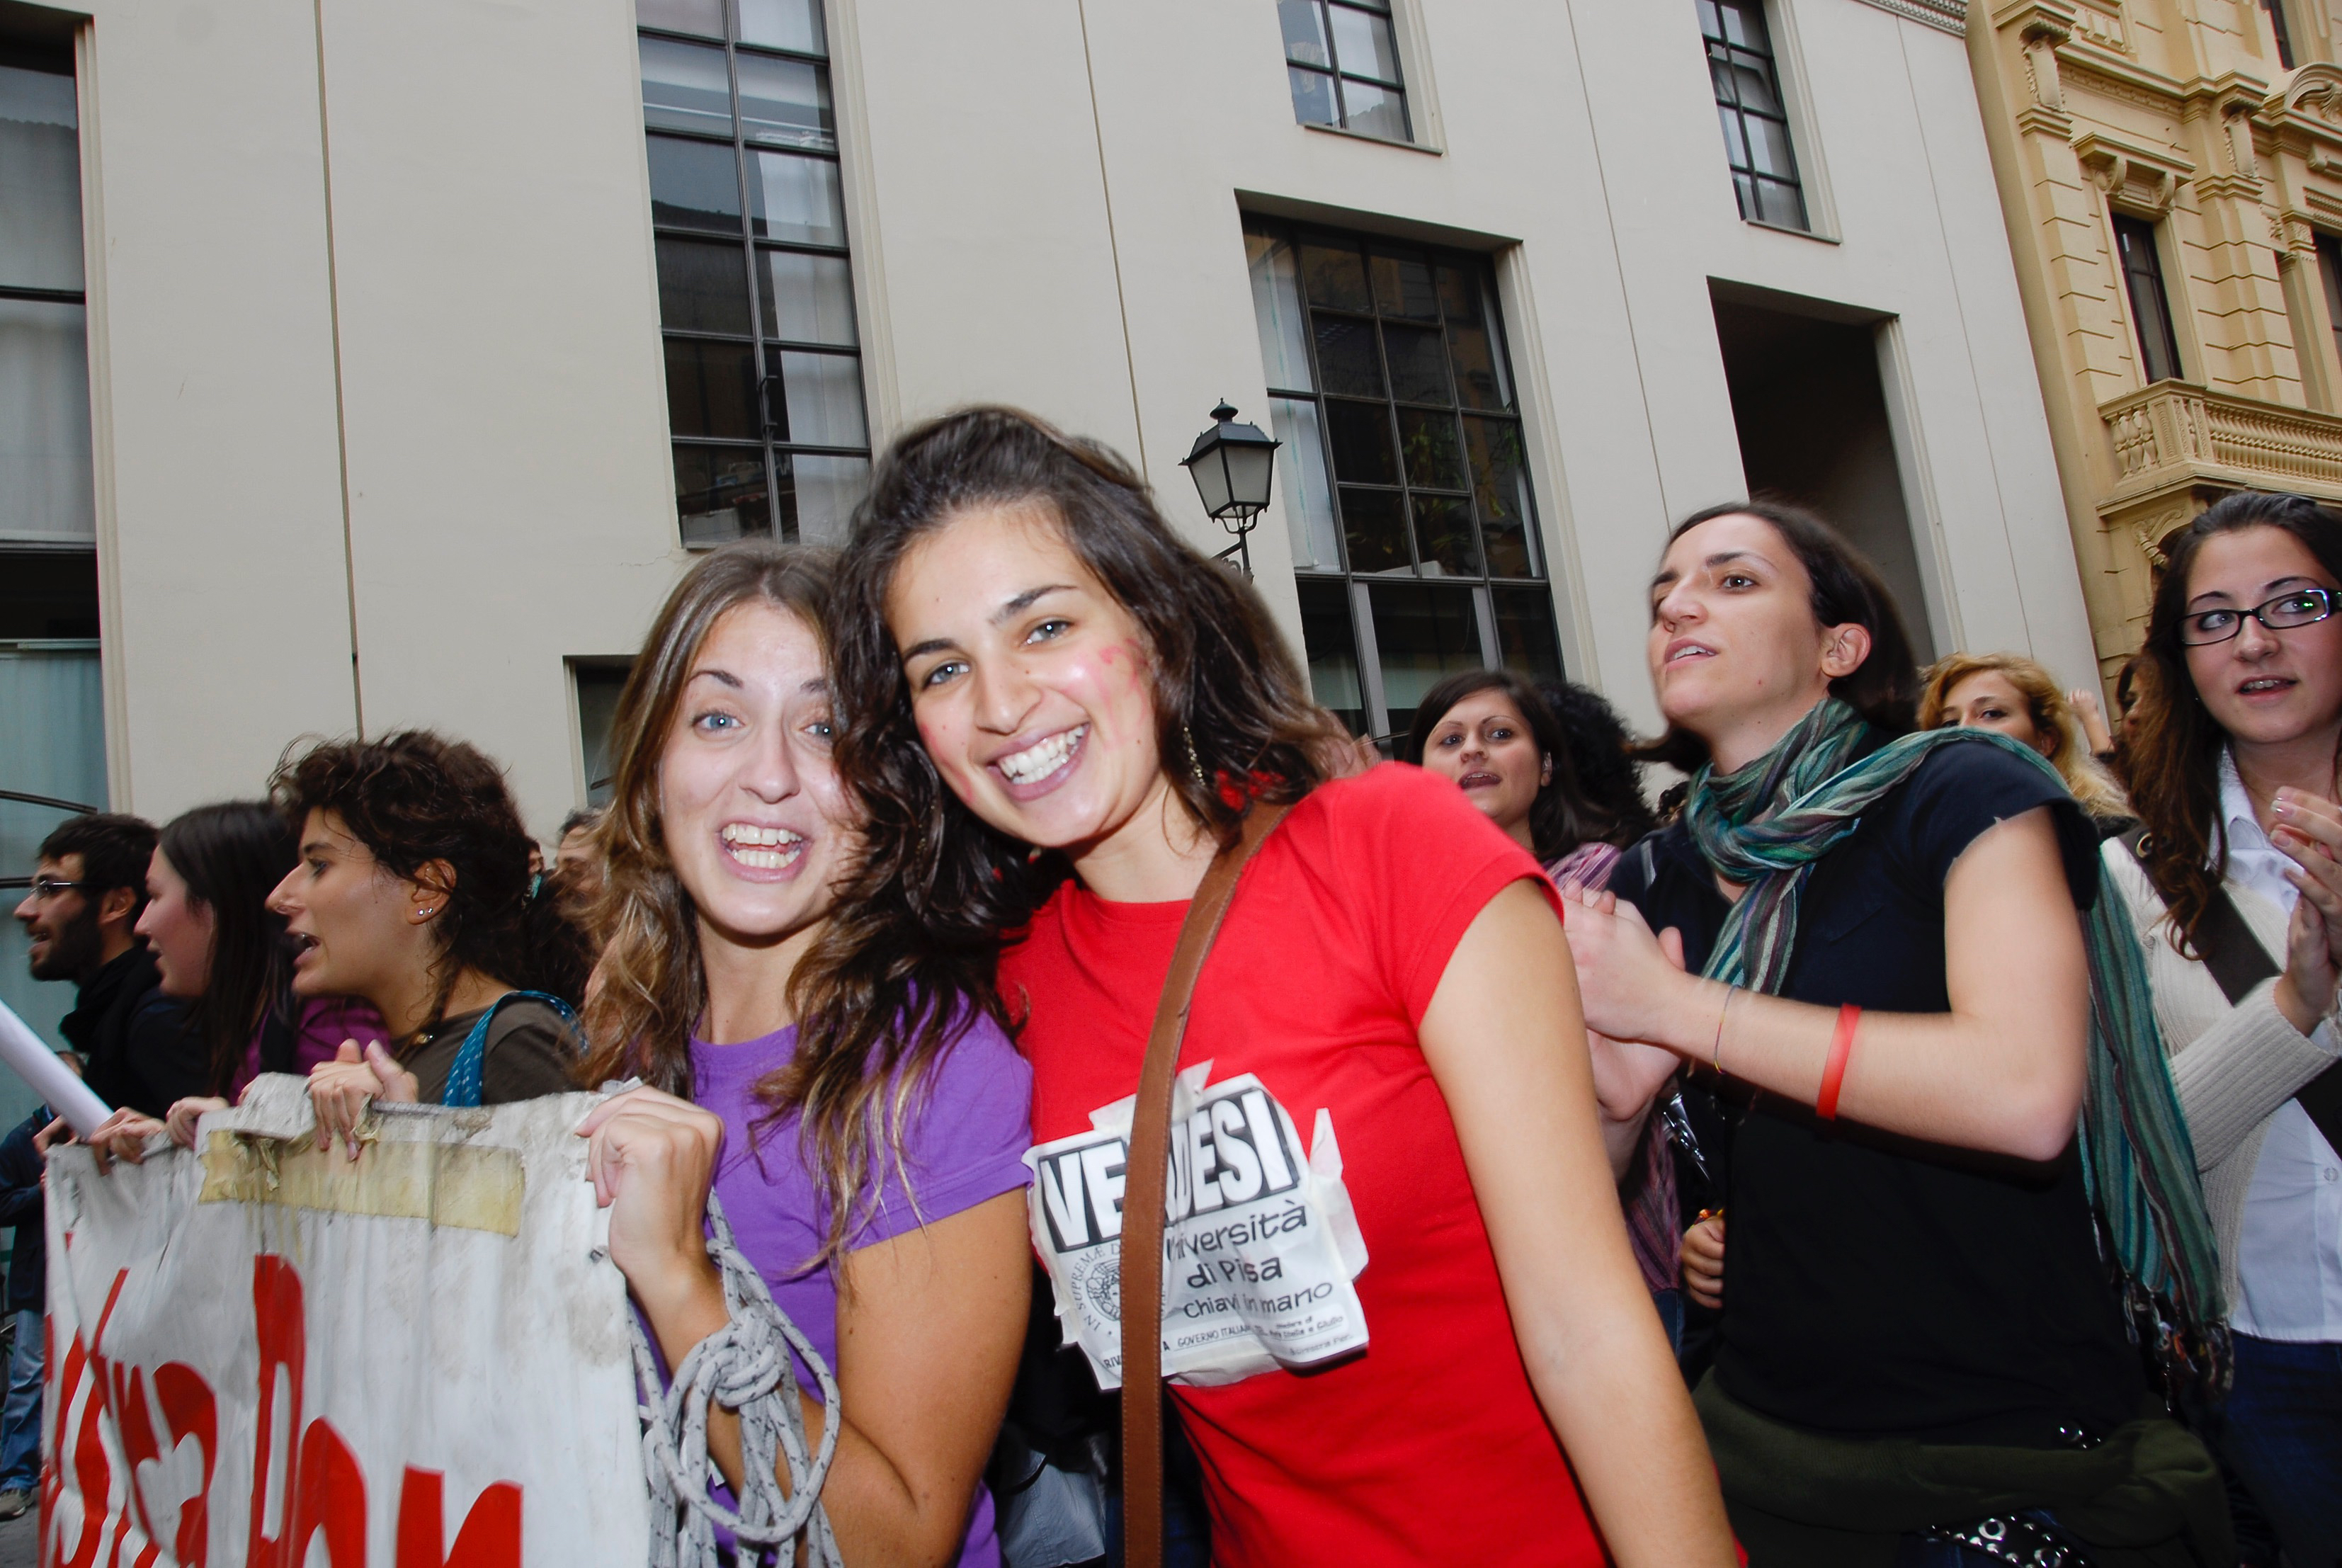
[1817,1004,1860,1122]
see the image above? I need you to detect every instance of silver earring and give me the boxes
[1183,724,1208,795]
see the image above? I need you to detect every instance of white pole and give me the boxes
[0,999,113,1136]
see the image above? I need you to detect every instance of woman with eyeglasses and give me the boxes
[2103,492,2342,1567]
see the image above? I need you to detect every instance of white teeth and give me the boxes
[998,725,1087,785]
[1669,644,1715,663]
[720,823,805,869]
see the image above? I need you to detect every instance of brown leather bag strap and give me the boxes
[1118,801,1287,1568]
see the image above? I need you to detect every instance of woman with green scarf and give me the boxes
[1567,501,2229,1567]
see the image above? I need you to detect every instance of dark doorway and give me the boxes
[1710,285,1935,660]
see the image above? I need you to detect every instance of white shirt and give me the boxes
[2216,749,2342,1341]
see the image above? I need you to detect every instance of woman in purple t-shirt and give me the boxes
[575,542,1033,1567]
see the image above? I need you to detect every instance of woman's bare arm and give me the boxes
[1568,807,2089,1162]
[1419,880,1736,1567]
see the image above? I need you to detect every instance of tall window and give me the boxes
[2113,214,2184,385]
[2263,0,2297,69]
[636,0,869,547]
[1278,0,1411,143]
[2317,234,2342,387]
[1699,0,1807,232]
[1246,218,1562,742]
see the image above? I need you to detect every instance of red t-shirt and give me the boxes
[999,764,1606,1567]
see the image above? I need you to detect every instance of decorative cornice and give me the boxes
[1848,0,1965,34]
[2074,128,2195,213]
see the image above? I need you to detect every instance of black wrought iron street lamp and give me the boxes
[1181,402,1280,577]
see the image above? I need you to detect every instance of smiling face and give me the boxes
[2183,525,2342,750]
[135,848,217,999]
[1935,670,2050,756]
[1647,511,1870,771]
[266,809,429,1004]
[1419,689,1550,849]
[887,501,1174,875]
[656,600,860,955]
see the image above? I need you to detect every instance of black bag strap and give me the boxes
[2121,826,2278,1006]
[2122,826,2342,1153]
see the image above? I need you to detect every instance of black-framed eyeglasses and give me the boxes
[25,878,90,901]
[2178,587,2341,646]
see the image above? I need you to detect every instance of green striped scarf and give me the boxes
[1681,696,2226,1387]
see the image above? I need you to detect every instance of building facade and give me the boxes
[1972,0,2342,678]
[1,0,2092,1071]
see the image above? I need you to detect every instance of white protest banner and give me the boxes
[0,998,110,1136]
[42,1076,648,1568]
[1024,1061,1370,1391]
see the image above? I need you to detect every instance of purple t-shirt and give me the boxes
[690,1013,1033,1568]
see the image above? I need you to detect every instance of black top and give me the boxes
[62,945,206,1120]
[0,1110,45,1313]
[1610,737,2142,1444]
[395,996,581,1106]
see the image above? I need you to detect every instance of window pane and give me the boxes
[673,443,771,546]
[1325,399,1397,484]
[664,339,761,439]
[0,298,95,540]
[1745,115,1795,179]
[749,149,845,245]
[736,0,826,54]
[1465,416,1539,576]
[574,663,632,805]
[1338,487,1409,574]
[1338,78,1409,140]
[0,64,84,292]
[1493,587,1563,680]
[738,52,835,150]
[1753,177,1807,231]
[1313,314,1385,397]
[779,453,868,545]
[637,0,723,37]
[1370,254,1438,322]
[639,37,733,138]
[1295,578,1365,737]
[1411,495,1479,577]
[1287,66,1338,126]
[763,248,857,343]
[1727,58,1780,115]
[648,135,744,232]
[1279,0,1330,67]
[1246,230,1314,392]
[1300,242,1372,312]
[1715,106,1749,169]
[1446,320,1506,410]
[1369,583,1484,737]
[656,237,754,335]
[1329,5,1403,81]
[1397,407,1466,490]
[772,348,867,446]
[1270,398,1342,572]
[1383,324,1450,404]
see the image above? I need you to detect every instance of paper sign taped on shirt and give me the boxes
[1023,1062,1369,1390]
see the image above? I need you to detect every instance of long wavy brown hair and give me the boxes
[826,406,1353,961]
[577,540,1001,1268]
[2127,491,2342,955]
[1917,652,2130,822]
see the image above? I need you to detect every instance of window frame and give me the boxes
[638,1,872,547]
[1246,217,1564,744]
[1280,0,1416,146]
[2111,211,2185,387]
[1698,0,1812,235]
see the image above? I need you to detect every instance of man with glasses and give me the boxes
[11,814,199,1121]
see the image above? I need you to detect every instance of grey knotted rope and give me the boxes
[631,1192,843,1568]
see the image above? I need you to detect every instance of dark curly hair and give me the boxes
[1537,681,1657,846]
[2127,492,2342,955]
[269,731,540,1023]
[1636,499,1920,771]
[158,801,299,1095]
[828,405,1352,943]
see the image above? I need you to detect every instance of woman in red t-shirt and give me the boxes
[827,407,1734,1567]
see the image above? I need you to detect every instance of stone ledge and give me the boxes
[2101,379,2342,502]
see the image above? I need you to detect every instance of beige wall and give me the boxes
[54,0,2092,834]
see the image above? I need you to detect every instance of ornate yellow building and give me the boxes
[1972,0,2342,678]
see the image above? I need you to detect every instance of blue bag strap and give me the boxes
[442,990,579,1110]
